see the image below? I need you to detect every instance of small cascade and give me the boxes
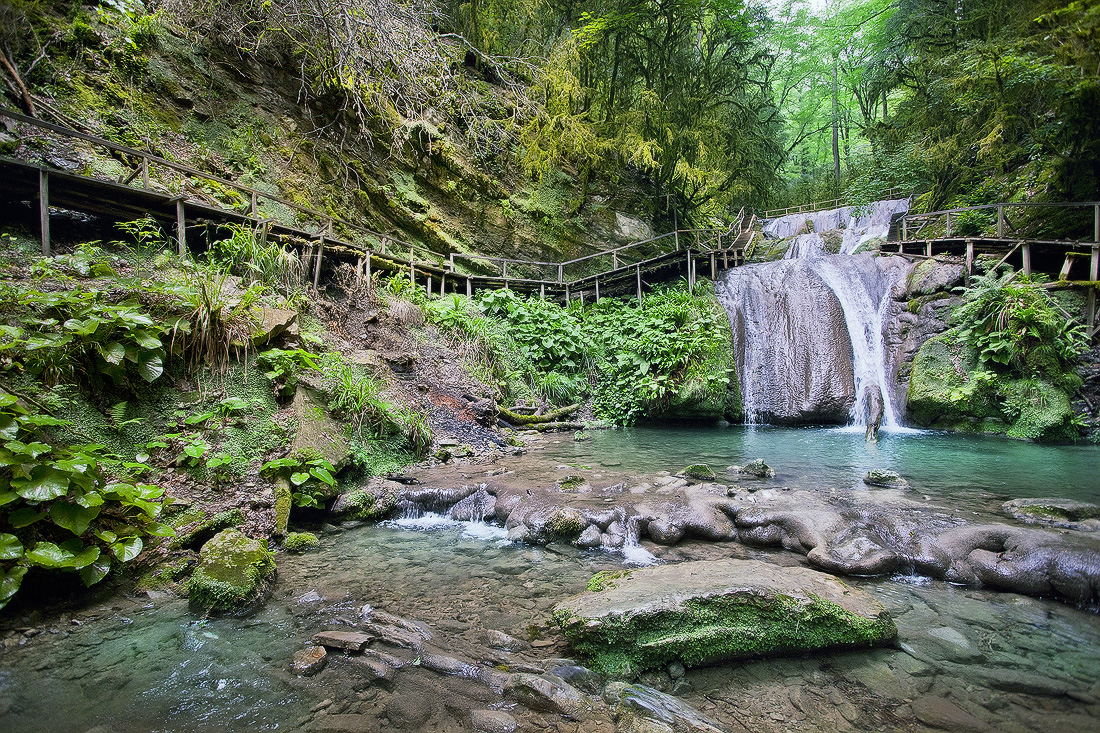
[719,197,912,430]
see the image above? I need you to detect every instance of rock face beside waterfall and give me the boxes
[719,259,855,423]
[551,558,897,676]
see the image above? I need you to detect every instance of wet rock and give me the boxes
[910,695,993,732]
[504,673,592,717]
[576,525,603,548]
[449,488,496,521]
[1003,498,1100,530]
[900,626,985,665]
[552,558,896,676]
[331,479,403,521]
[311,630,374,652]
[729,458,775,478]
[419,651,479,678]
[604,682,724,733]
[308,714,375,732]
[469,709,517,733]
[485,629,530,652]
[292,645,328,676]
[383,351,418,372]
[863,469,909,489]
[252,306,298,346]
[678,464,717,481]
[292,386,350,472]
[550,665,605,695]
[352,655,395,681]
[187,529,276,616]
[667,662,685,679]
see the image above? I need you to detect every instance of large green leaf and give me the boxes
[0,414,18,440]
[136,353,164,382]
[69,545,101,570]
[12,466,70,501]
[0,566,28,607]
[8,507,45,528]
[79,558,111,587]
[0,533,23,560]
[25,541,76,568]
[98,340,127,365]
[110,537,143,563]
[50,502,102,536]
[130,329,163,350]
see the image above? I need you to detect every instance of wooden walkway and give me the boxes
[0,107,745,303]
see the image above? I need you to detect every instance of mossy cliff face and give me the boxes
[187,529,276,615]
[552,559,896,677]
[906,334,1078,441]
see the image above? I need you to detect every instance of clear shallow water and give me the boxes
[2,427,1100,732]
[542,425,1100,511]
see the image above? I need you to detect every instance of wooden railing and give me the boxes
[763,187,909,219]
[1,107,746,298]
[900,201,1100,244]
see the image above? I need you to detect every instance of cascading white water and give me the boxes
[719,198,912,430]
[807,256,903,429]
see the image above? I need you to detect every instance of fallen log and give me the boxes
[498,403,579,425]
[526,421,585,432]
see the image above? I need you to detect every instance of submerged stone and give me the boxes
[863,469,909,489]
[292,645,328,676]
[552,558,896,676]
[187,529,276,615]
[604,682,724,733]
[1003,498,1100,530]
[730,458,776,478]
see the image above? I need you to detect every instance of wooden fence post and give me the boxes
[176,199,187,256]
[946,212,952,238]
[965,239,974,276]
[466,278,472,297]
[997,205,1005,237]
[313,236,324,291]
[38,170,50,256]
[636,265,642,304]
[1022,241,1032,277]
[141,156,149,189]
[595,278,600,303]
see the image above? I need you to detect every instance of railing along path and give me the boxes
[0,107,748,304]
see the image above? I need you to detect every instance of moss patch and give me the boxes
[187,529,276,615]
[283,531,320,553]
[554,592,895,677]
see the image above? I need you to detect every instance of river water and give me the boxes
[1,426,1098,732]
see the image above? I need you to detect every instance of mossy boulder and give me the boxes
[678,464,717,481]
[906,334,998,429]
[863,469,909,490]
[291,385,350,474]
[552,559,896,677]
[1004,498,1100,530]
[283,531,320,553]
[188,529,276,615]
[1002,378,1078,442]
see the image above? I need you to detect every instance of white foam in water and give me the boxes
[620,542,658,566]
[385,512,509,541]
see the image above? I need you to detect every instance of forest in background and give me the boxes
[2,0,1097,229]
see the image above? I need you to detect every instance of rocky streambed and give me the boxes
[2,426,1100,732]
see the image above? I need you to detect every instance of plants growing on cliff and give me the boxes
[260,451,336,508]
[0,391,173,610]
[952,269,1086,391]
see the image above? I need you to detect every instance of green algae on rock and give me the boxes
[188,529,276,615]
[552,559,896,677]
[679,464,717,481]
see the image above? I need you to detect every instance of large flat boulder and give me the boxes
[552,558,896,676]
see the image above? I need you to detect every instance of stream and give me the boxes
[2,426,1099,732]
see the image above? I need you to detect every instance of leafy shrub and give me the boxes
[0,392,173,610]
[257,347,320,398]
[0,286,179,388]
[261,451,336,508]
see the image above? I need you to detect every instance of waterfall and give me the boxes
[718,198,911,429]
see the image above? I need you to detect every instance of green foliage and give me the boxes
[0,391,173,610]
[261,451,336,509]
[208,224,303,296]
[952,269,1087,390]
[0,286,177,388]
[583,285,736,425]
[257,347,320,398]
